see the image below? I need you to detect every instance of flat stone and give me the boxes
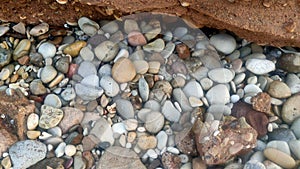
[112,123,127,135]
[39,105,64,129]
[210,33,236,54]
[124,19,140,34]
[266,140,290,155]
[183,80,204,98]
[9,140,47,169]
[206,84,230,105]
[77,61,97,77]
[59,107,84,133]
[44,94,62,108]
[156,131,168,150]
[162,100,181,122]
[75,83,103,101]
[116,99,135,119]
[264,147,296,169]
[281,94,300,124]
[13,39,31,61]
[63,41,87,57]
[207,104,231,120]
[246,58,275,75]
[267,80,291,99]
[200,77,213,90]
[98,64,112,77]
[173,88,193,112]
[208,68,234,83]
[78,17,99,36]
[101,21,119,34]
[38,42,56,58]
[40,65,58,83]
[90,117,114,145]
[100,76,120,97]
[97,146,146,169]
[145,111,164,134]
[137,135,157,150]
[133,60,149,74]
[55,56,69,74]
[94,41,119,62]
[12,22,26,34]
[29,79,47,95]
[60,86,76,101]
[112,57,136,83]
[148,61,160,74]
[161,42,175,59]
[244,84,262,94]
[138,77,149,101]
[128,31,147,46]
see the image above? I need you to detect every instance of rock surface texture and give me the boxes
[0,0,298,47]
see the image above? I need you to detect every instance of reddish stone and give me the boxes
[176,43,190,59]
[17,55,30,65]
[175,127,198,156]
[162,152,181,169]
[82,151,95,169]
[251,92,272,115]
[128,31,147,46]
[67,63,78,78]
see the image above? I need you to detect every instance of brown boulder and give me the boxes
[0,0,299,47]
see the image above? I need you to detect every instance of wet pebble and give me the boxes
[210,33,236,54]
[246,58,275,75]
[38,42,56,58]
[40,65,58,83]
[112,57,136,83]
[94,41,119,62]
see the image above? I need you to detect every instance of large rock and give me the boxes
[0,0,299,47]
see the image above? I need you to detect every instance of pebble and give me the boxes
[74,155,86,169]
[277,53,300,73]
[65,144,77,157]
[200,77,213,90]
[55,142,66,157]
[97,146,146,169]
[174,27,188,39]
[286,73,300,94]
[128,31,147,46]
[90,118,115,145]
[288,140,300,159]
[263,160,282,169]
[138,77,149,101]
[133,60,149,74]
[137,135,157,150]
[112,123,127,135]
[44,94,62,108]
[244,84,262,94]
[55,56,69,74]
[75,83,103,101]
[80,46,94,61]
[48,126,62,137]
[0,48,11,68]
[38,42,56,58]
[60,86,76,101]
[112,57,136,83]
[267,80,291,99]
[12,22,26,34]
[77,61,97,77]
[291,117,300,138]
[210,33,236,54]
[123,119,138,131]
[243,160,266,169]
[124,19,140,34]
[98,64,112,77]
[183,80,204,98]
[207,104,231,120]
[268,128,296,142]
[13,39,31,60]
[281,94,300,124]
[9,140,47,169]
[101,21,119,34]
[29,22,49,36]
[145,111,165,133]
[29,79,47,95]
[81,74,99,87]
[78,17,99,36]
[27,130,41,140]
[147,149,158,159]
[266,141,290,155]
[263,147,296,169]
[250,151,265,162]
[63,41,87,57]
[39,105,64,129]
[40,65,58,83]
[161,42,175,59]
[94,41,119,62]
[206,84,230,105]
[148,61,161,74]
[162,100,181,122]
[156,131,168,150]
[143,38,165,53]
[116,99,135,119]
[245,58,275,75]
[172,88,193,111]
[27,113,39,130]
[1,155,11,169]
[208,68,234,83]
[59,107,84,133]
[100,76,120,97]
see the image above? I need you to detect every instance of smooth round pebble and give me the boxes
[38,42,56,58]
[112,57,136,83]
[100,76,120,97]
[281,95,300,124]
[263,147,296,169]
[40,66,58,83]
[245,58,275,75]
[65,144,77,157]
[208,68,234,83]
[145,111,164,134]
[210,34,236,54]
[44,94,62,108]
[27,113,39,130]
[94,41,119,62]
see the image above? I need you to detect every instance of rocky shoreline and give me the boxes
[0,13,300,169]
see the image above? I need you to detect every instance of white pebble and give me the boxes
[65,144,77,157]
[167,147,180,154]
[147,149,158,159]
[179,154,189,163]
[55,142,66,157]
[27,113,39,130]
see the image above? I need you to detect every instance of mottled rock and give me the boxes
[145,111,164,134]
[137,135,157,150]
[246,59,275,75]
[39,105,64,129]
[251,92,271,115]
[59,107,84,133]
[161,152,181,169]
[9,140,47,169]
[94,41,119,62]
[175,127,198,156]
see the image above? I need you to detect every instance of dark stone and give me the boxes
[268,128,297,142]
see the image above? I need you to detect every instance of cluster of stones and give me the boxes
[0,13,299,169]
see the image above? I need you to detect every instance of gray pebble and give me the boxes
[291,117,300,139]
[100,76,120,97]
[208,68,234,83]
[206,84,230,105]
[173,88,193,112]
[266,140,291,155]
[80,46,94,61]
[138,77,149,101]
[210,33,236,55]
[144,100,161,112]
[94,41,119,62]
[41,65,57,83]
[75,83,103,101]
[288,140,300,159]
[145,111,164,134]
[173,27,188,39]
[60,86,76,101]
[183,80,204,98]
[286,73,300,94]
[162,100,181,122]
[245,58,275,75]
[268,128,296,142]
[243,160,266,169]
[78,61,97,77]
[81,74,99,87]
[156,131,168,150]
[98,64,112,77]
[44,94,62,108]
[38,42,56,58]
[116,99,135,119]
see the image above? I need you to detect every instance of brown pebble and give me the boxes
[17,55,30,65]
[251,92,272,115]
[67,63,78,78]
[128,31,147,46]
[162,152,181,169]
[176,43,190,59]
